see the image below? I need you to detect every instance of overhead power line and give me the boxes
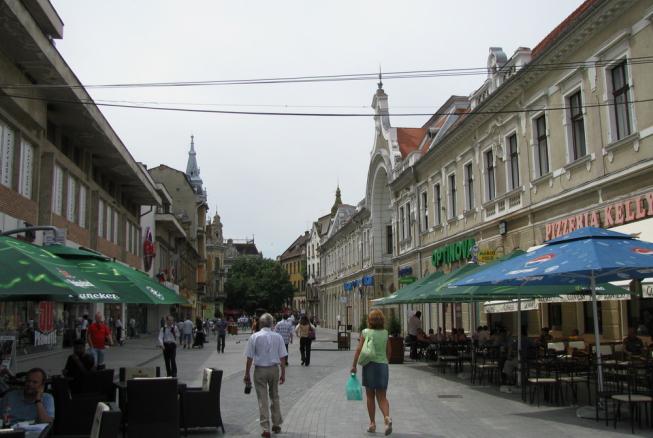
[2,91,651,118]
[0,56,651,90]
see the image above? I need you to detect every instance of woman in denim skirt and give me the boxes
[351,309,392,435]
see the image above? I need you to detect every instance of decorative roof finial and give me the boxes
[377,65,383,90]
[190,134,195,152]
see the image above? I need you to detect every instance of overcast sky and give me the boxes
[51,0,584,258]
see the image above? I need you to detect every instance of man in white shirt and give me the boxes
[158,315,178,377]
[274,316,293,364]
[407,311,422,359]
[244,313,287,438]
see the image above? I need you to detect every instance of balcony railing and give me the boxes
[483,188,523,221]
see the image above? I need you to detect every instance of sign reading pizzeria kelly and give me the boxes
[545,191,653,241]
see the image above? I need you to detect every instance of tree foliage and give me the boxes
[225,256,294,313]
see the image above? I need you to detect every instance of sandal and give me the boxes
[384,417,392,436]
[367,423,376,433]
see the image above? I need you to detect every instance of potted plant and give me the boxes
[387,316,404,364]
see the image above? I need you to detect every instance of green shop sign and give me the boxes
[398,276,417,285]
[431,238,476,267]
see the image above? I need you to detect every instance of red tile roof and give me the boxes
[397,128,427,158]
[531,0,597,59]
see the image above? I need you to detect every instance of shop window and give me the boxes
[548,303,562,328]
[583,301,603,334]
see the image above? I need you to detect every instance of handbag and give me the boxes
[345,373,363,401]
[308,326,316,340]
[357,331,376,366]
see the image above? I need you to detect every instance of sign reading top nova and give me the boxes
[432,238,476,267]
[546,191,653,240]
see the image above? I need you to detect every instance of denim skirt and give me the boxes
[362,362,389,390]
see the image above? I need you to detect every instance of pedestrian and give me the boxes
[182,317,193,348]
[215,317,228,353]
[80,314,89,342]
[351,309,392,435]
[274,315,293,365]
[406,311,422,359]
[251,316,259,333]
[114,317,124,346]
[159,315,178,377]
[160,317,165,329]
[294,315,315,366]
[87,312,113,370]
[243,313,287,438]
[128,317,136,338]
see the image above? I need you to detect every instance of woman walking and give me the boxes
[351,309,392,435]
[294,315,315,366]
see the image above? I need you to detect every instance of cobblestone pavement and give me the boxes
[19,329,649,437]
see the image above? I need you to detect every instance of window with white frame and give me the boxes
[447,174,456,219]
[485,149,495,201]
[399,205,405,241]
[98,199,105,237]
[420,191,428,231]
[125,221,131,252]
[66,175,76,222]
[18,140,33,199]
[567,90,586,161]
[0,122,14,189]
[534,115,549,177]
[507,133,520,190]
[464,162,474,211]
[610,60,632,140]
[433,183,442,225]
[78,185,87,228]
[52,165,64,215]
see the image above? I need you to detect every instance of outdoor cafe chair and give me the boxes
[437,343,460,374]
[89,402,121,438]
[51,376,108,436]
[526,359,563,407]
[118,366,161,382]
[611,363,653,433]
[556,357,592,405]
[471,346,499,385]
[594,361,628,425]
[127,377,179,438]
[179,368,225,435]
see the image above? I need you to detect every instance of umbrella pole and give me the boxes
[517,297,522,387]
[590,273,604,393]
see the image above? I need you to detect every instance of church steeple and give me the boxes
[185,135,205,200]
[330,185,342,217]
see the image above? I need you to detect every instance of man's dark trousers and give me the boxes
[217,334,226,353]
[163,342,177,377]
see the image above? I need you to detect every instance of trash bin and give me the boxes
[338,332,351,350]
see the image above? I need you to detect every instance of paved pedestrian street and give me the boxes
[19,330,647,437]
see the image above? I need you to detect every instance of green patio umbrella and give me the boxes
[45,245,188,305]
[0,236,126,303]
[372,271,445,306]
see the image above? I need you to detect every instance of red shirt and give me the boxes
[88,322,111,349]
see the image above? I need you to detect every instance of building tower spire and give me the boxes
[185,135,205,200]
[331,185,342,217]
[378,65,383,90]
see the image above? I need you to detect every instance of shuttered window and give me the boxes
[52,165,64,215]
[18,140,34,198]
[0,123,15,188]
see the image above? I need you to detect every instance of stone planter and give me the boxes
[388,336,404,364]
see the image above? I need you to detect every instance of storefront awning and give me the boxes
[484,293,631,313]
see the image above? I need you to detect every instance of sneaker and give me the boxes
[272,425,281,433]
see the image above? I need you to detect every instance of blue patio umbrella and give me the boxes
[451,227,653,391]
